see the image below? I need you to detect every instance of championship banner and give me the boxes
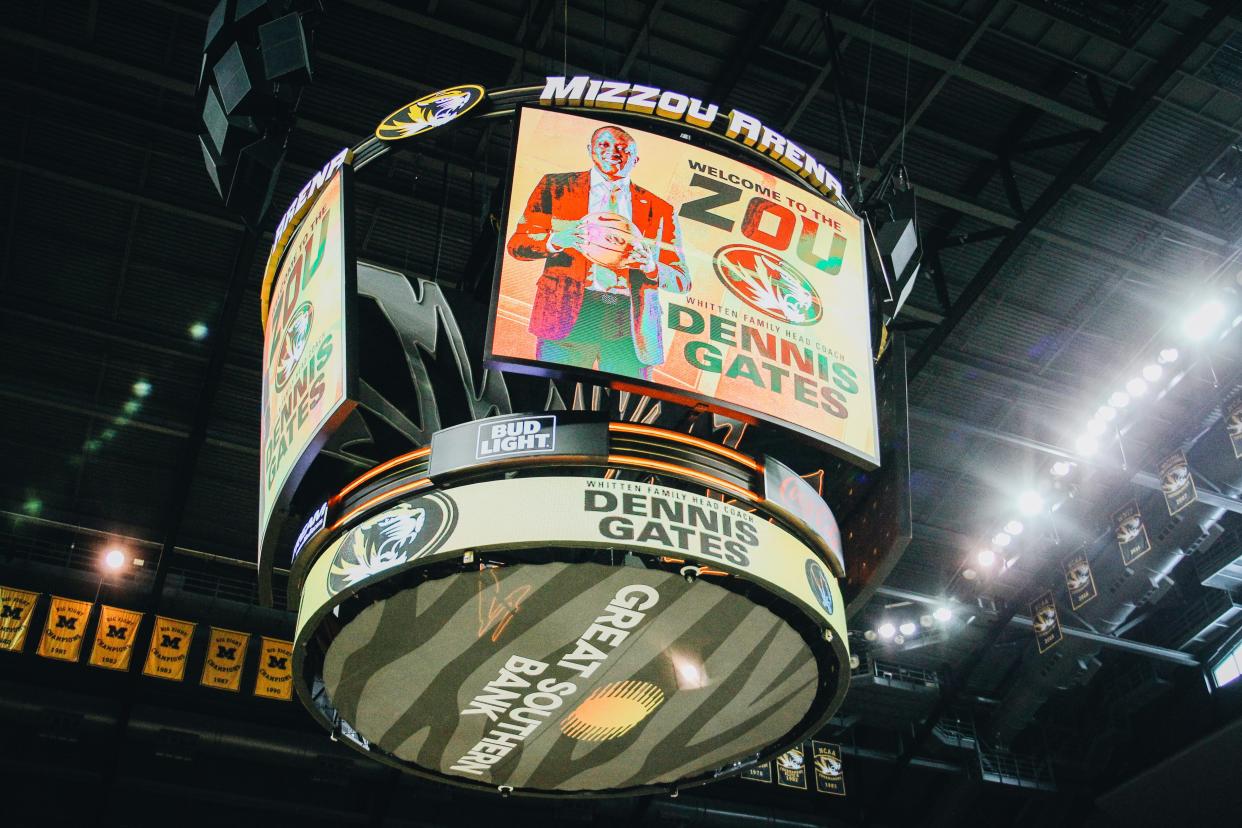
[255,637,294,700]
[812,740,845,795]
[88,605,143,670]
[1031,592,1063,654]
[1159,450,1197,516]
[775,744,808,789]
[297,476,847,643]
[1113,501,1151,566]
[201,627,251,692]
[0,586,39,653]
[142,616,196,680]
[742,762,773,783]
[489,107,878,467]
[36,596,92,662]
[1228,397,1242,459]
[259,163,357,564]
[1063,550,1098,611]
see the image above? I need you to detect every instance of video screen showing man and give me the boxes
[505,125,689,381]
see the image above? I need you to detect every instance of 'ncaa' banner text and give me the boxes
[489,108,878,467]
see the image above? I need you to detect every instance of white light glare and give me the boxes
[131,380,151,398]
[899,621,917,637]
[189,322,209,341]
[1108,391,1130,408]
[977,548,997,567]
[1087,418,1106,436]
[1005,520,1024,535]
[104,549,126,570]
[1018,491,1044,516]
[934,607,953,622]
[1158,348,1179,364]
[1184,299,1226,340]
[993,532,1012,548]
[878,622,896,639]
[1142,364,1162,382]
[1050,461,1072,477]
[1126,377,1147,397]
[1097,405,1117,422]
[1075,435,1099,457]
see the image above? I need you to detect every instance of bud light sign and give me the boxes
[476,415,557,459]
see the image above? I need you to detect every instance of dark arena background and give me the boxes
[3,1,1242,826]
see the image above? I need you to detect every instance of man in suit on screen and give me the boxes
[506,125,690,381]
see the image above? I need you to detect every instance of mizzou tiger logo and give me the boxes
[376,85,485,141]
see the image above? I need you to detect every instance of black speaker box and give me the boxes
[223,136,287,227]
[259,14,312,84]
[213,41,260,114]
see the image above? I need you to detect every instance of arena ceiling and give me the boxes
[3,1,1242,825]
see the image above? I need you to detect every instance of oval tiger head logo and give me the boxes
[713,244,823,325]
[376,85,485,141]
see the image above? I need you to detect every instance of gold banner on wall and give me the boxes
[254,637,294,700]
[88,605,143,670]
[1063,550,1098,611]
[1113,501,1151,566]
[1031,591,1063,654]
[36,596,92,662]
[742,761,773,783]
[201,627,250,692]
[143,616,196,681]
[0,586,39,653]
[812,740,846,795]
[1159,450,1197,516]
[775,744,808,789]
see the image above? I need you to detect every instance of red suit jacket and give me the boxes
[506,171,689,366]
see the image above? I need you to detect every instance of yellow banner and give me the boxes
[201,627,250,692]
[88,605,143,671]
[36,596,92,661]
[254,637,294,700]
[142,616,196,681]
[0,586,39,653]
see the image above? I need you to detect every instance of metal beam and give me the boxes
[908,3,1234,378]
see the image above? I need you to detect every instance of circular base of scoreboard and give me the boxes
[292,476,849,797]
[321,561,828,795]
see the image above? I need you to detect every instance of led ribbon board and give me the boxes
[294,476,848,796]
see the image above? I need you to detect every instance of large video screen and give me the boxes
[487,107,878,466]
[260,166,355,557]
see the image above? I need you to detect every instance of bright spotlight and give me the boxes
[1050,461,1072,477]
[1108,391,1130,408]
[1096,405,1116,422]
[899,621,917,636]
[878,622,896,639]
[1158,348,1178,364]
[977,548,996,567]
[1018,491,1044,516]
[104,549,126,570]
[863,629,878,641]
[131,380,151,398]
[1184,299,1226,340]
[1142,364,1162,382]
[962,567,978,581]
[1126,377,1147,397]
[992,532,1011,548]
[1087,418,1106,436]
[1005,519,1024,535]
[919,614,934,628]
[189,322,210,341]
[893,634,906,645]
[1075,434,1099,457]
[934,607,953,622]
